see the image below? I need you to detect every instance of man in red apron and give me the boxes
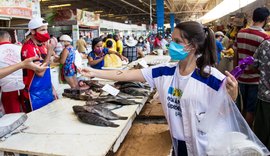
[21,17,57,112]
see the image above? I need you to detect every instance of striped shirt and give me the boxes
[235,26,269,84]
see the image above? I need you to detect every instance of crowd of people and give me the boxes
[0,6,269,155]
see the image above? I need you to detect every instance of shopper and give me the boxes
[21,17,57,112]
[59,34,78,88]
[87,37,127,69]
[122,37,144,62]
[215,31,225,64]
[76,35,87,54]
[234,7,270,127]
[104,34,117,51]
[253,39,270,150]
[153,34,162,49]
[113,34,123,55]
[79,21,241,155]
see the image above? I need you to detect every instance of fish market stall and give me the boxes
[0,80,150,156]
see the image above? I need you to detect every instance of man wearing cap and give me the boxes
[21,17,56,112]
[215,31,225,64]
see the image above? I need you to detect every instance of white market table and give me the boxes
[0,96,148,156]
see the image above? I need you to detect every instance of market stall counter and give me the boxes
[0,89,148,156]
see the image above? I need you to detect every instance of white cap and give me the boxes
[60,34,72,42]
[215,31,224,37]
[25,17,48,36]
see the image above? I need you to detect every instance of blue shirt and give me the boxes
[88,48,109,69]
[215,40,224,64]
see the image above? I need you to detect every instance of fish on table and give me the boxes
[114,81,151,90]
[86,98,141,106]
[72,105,128,128]
[119,87,149,97]
[83,105,128,120]
[62,92,92,101]
[76,112,119,128]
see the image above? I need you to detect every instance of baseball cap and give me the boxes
[60,34,72,42]
[25,17,48,36]
[215,31,225,37]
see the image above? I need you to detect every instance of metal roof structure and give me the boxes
[40,0,222,24]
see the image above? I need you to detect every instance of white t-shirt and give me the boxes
[141,63,191,140]
[0,44,25,92]
[141,64,226,141]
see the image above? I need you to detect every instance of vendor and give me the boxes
[87,37,128,69]
[21,17,57,112]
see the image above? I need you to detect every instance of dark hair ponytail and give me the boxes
[196,27,217,77]
[175,21,216,77]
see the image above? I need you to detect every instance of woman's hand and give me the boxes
[225,71,238,101]
[120,55,128,62]
[78,67,95,78]
[22,57,48,72]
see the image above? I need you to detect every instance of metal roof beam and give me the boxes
[120,0,149,14]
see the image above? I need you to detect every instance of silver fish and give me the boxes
[120,87,149,96]
[83,105,128,120]
[99,103,123,110]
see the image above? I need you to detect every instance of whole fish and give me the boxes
[83,105,128,120]
[76,112,119,127]
[87,98,141,105]
[64,88,85,95]
[73,105,86,114]
[114,81,145,89]
[83,80,104,92]
[62,92,92,101]
[99,103,123,110]
[120,87,148,96]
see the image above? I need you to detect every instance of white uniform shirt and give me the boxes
[0,44,25,92]
[141,64,226,155]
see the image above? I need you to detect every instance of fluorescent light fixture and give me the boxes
[108,14,114,16]
[94,10,103,13]
[199,0,256,24]
[48,4,71,9]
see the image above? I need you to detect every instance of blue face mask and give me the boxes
[168,41,189,61]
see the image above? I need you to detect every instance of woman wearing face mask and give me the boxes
[59,35,78,88]
[87,37,128,69]
[137,36,145,48]
[79,21,269,155]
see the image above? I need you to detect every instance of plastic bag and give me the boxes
[198,81,269,156]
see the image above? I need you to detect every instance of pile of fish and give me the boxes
[73,104,128,128]
[63,80,151,100]
[62,80,104,100]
